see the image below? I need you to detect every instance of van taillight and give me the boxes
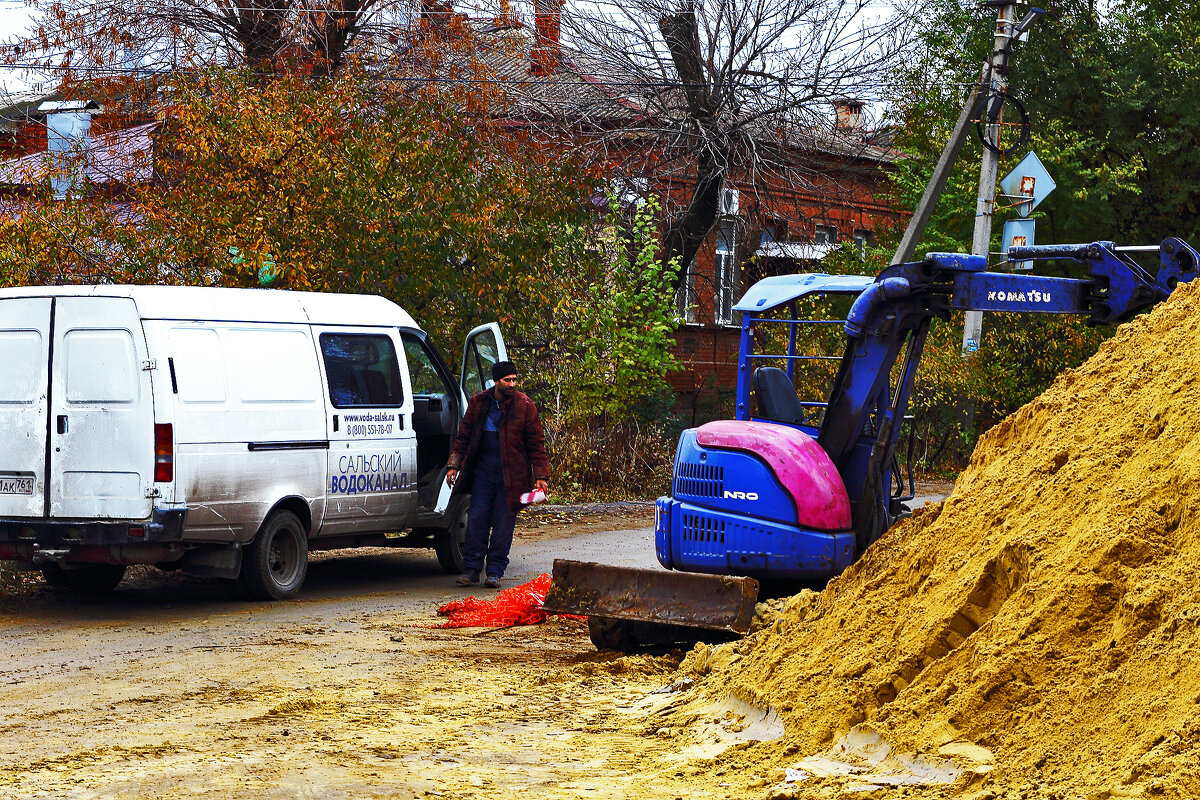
[154,424,173,482]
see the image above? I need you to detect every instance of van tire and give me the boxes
[241,510,308,600]
[41,564,126,595]
[432,498,469,574]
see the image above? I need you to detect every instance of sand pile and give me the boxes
[677,280,1200,798]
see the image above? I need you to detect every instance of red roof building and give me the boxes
[424,5,900,409]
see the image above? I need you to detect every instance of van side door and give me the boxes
[315,327,416,534]
[400,331,460,511]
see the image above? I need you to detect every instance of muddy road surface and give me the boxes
[0,504,749,800]
[0,490,955,800]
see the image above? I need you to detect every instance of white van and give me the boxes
[0,285,507,599]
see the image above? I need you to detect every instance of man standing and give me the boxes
[444,361,550,588]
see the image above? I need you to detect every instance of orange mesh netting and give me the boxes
[436,573,584,628]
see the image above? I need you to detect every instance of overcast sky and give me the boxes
[0,1,41,95]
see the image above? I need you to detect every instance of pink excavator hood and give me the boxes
[695,420,852,532]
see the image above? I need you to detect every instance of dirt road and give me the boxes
[0,505,770,800]
[0,489,958,800]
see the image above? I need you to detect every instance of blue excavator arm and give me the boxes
[820,238,1200,552]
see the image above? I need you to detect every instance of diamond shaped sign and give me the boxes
[1000,151,1056,214]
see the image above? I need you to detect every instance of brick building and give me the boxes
[429,3,900,412]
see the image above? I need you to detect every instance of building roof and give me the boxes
[402,19,644,127]
[0,120,157,187]
[0,89,59,134]
[404,17,895,165]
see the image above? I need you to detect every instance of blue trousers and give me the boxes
[463,463,516,578]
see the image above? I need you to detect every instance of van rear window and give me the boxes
[64,329,138,404]
[320,333,404,408]
[0,330,43,403]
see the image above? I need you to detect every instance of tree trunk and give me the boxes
[658,8,728,292]
[233,0,291,71]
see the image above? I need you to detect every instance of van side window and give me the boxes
[168,328,226,403]
[230,329,320,403]
[320,333,404,408]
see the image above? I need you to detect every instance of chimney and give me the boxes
[38,99,102,199]
[833,98,864,133]
[494,0,519,28]
[421,0,454,26]
[529,0,564,76]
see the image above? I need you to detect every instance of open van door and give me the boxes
[459,323,508,401]
[417,322,508,574]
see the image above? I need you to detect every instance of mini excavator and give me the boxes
[544,239,1200,650]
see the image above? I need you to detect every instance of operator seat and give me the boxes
[754,366,807,425]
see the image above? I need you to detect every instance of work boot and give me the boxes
[455,570,480,586]
[483,574,501,589]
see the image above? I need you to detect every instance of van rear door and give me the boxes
[49,297,155,520]
[0,298,52,517]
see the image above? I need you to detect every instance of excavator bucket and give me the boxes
[542,559,760,648]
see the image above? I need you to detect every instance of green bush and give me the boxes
[542,412,679,502]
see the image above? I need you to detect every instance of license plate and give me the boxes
[0,476,34,495]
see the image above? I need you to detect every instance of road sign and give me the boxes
[1002,218,1036,270]
[1000,151,1055,215]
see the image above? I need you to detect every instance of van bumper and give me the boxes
[0,507,188,562]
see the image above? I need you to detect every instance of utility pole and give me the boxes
[890,73,981,266]
[891,5,1043,268]
[962,2,1044,354]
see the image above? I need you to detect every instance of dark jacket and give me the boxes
[447,388,549,513]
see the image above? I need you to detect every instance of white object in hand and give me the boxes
[520,488,547,505]
[434,480,453,514]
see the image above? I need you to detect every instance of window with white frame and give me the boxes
[814,224,838,245]
[715,221,738,326]
[674,264,697,323]
[852,229,874,255]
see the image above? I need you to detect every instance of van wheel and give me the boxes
[241,510,308,600]
[41,564,126,595]
[433,498,469,574]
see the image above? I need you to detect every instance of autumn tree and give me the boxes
[828,0,1180,471]
[3,0,422,80]
[546,0,907,292]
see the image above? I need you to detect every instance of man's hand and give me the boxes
[536,479,549,492]
[445,468,458,487]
